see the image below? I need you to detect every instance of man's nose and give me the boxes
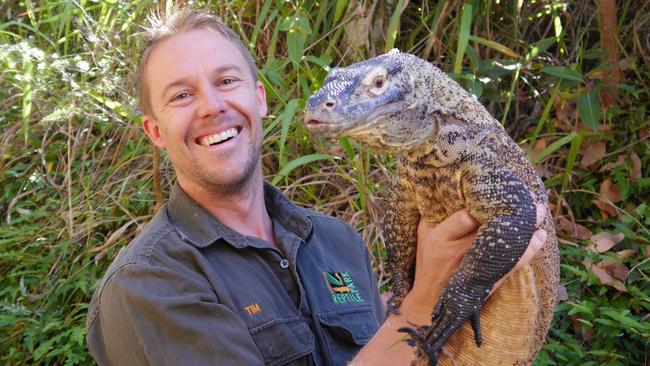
[196,87,226,119]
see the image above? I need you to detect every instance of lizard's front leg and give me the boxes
[385,172,420,314]
[402,168,536,365]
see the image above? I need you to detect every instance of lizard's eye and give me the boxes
[373,76,385,88]
[367,74,388,96]
[362,67,389,97]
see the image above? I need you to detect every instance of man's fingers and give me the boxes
[535,203,546,226]
[515,229,547,271]
[425,209,480,242]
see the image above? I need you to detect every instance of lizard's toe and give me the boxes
[470,312,483,346]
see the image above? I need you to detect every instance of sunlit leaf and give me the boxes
[541,66,583,82]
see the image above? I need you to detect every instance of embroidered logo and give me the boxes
[323,272,364,304]
[245,303,262,315]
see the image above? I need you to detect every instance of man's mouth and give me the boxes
[197,127,240,146]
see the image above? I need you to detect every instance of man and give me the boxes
[86,7,547,365]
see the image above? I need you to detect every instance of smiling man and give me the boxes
[85,7,547,366]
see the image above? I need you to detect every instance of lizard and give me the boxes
[302,49,560,365]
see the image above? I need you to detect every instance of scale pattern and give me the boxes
[303,50,560,366]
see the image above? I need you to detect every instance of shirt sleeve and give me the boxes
[86,261,265,366]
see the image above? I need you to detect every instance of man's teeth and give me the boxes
[200,127,238,146]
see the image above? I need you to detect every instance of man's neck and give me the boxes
[177,171,277,247]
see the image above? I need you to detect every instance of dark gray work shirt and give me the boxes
[86,182,385,366]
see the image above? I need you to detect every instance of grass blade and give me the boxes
[384,0,406,52]
[278,98,300,167]
[532,132,579,165]
[271,153,335,185]
[453,3,473,74]
[21,60,33,145]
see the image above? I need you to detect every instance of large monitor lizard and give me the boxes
[303,49,560,365]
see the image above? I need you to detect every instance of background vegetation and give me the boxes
[1,0,648,364]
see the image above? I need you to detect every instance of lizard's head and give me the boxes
[304,49,436,154]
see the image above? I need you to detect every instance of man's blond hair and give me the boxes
[137,7,258,116]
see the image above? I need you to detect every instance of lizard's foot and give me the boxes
[398,326,439,365]
[399,287,487,365]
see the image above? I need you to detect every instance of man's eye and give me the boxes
[219,78,238,86]
[172,92,190,101]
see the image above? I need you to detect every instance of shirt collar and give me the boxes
[166,181,312,248]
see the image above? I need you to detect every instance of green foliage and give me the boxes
[1,0,649,364]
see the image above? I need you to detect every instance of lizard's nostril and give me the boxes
[324,100,336,110]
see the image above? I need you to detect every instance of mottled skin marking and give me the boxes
[304,49,560,365]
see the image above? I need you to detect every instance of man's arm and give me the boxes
[87,262,266,366]
[351,204,547,364]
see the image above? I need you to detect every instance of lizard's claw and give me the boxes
[397,326,439,365]
[402,286,488,365]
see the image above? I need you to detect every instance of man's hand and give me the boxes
[399,203,548,325]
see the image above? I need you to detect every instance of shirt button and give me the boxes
[280,259,289,269]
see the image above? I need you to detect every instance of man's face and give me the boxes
[142,28,267,195]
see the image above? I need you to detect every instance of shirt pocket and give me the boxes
[249,316,314,366]
[317,306,380,366]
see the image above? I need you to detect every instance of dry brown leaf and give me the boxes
[574,223,594,240]
[571,314,594,342]
[597,259,629,281]
[88,220,136,254]
[582,260,627,292]
[599,154,626,172]
[555,216,593,240]
[630,152,642,180]
[590,231,625,253]
[580,142,606,168]
[557,285,568,301]
[639,127,649,141]
[600,179,622,203]
[617,249,637,259]
[593,199,618,218]
[528,138,548,162]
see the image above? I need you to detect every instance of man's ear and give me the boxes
[142,115,166,149]
[256,81,268,117]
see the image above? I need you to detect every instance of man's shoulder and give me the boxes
[297,205,354,229]
[86,205,180,327]
[110,206,177,268]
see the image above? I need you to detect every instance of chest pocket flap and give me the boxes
[317,306,380,365]
[249,316,313,366]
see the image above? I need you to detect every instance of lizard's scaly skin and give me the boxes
[304,50,560,365]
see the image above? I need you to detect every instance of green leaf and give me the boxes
[339,137,356,161]
[541,66,583,82]
[468,35,520,59]
[615,83,639,99]
[384,0,406,52]
[577,91,601,131]
[531,132,579,165]
[287,30,306,66]
[303,55,331,71]
[277,98,300,167]
[271,153,335,185]
[333,0,349,26]
[528,37,556,59]
[22,60,33,145]
[453,4,473,74]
